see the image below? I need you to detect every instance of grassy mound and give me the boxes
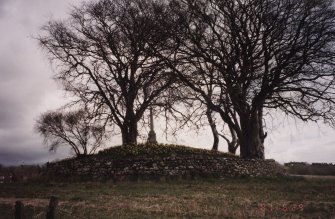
[97,143,236,159]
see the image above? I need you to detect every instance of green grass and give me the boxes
[0,176,334,218]
[96,143,235,159]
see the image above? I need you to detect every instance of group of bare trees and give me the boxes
[36,0,335,159]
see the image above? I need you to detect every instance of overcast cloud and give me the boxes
[0,0,334,166]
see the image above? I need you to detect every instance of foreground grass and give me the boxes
[0,176,334,218]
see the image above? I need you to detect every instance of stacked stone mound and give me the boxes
[45,154,286,181]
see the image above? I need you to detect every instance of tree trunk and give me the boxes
[121,120,138,145]
[228,126,239,154]
[206,108,219,151]
[239,109,265,159]
[228,141,239,154]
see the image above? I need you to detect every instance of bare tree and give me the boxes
[38,0,174,145]
[35,109,107,157]
[161,0,335,158]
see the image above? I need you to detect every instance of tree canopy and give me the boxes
[38,0,335,159]
[35,109,107,156]
[157,0,335,158]
[38,0,174,145]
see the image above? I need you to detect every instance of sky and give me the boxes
[0,0,334,166]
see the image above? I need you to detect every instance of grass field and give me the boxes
[0,176,334,218]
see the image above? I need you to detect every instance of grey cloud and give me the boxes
[0,125,71,166]
[0,145,70,166]
[0,0,10,17]
[0,0,81,166]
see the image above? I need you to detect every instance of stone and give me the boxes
[45,153,286,181]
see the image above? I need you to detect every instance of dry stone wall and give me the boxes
[45,155,285,181]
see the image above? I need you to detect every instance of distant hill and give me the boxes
[284,162,335,176]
